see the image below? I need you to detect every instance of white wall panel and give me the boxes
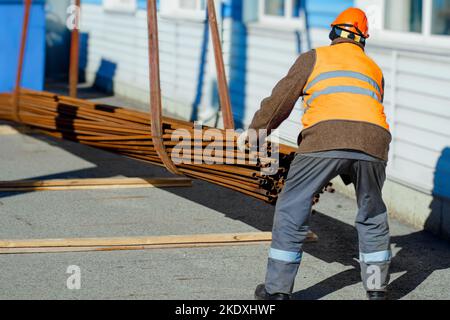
[368,46,450,193]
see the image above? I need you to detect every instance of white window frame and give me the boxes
[258,0,305,28]
[356,0,450,50]
[160,0,207,20]
[103,0,137,14]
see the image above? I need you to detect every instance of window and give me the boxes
[103,0,137,13]
[385,0,423,33]
[357,0,450,43]
[160,0,206,19]
[178,0,206,11]
[432,0,450,35]
[259,0,304,24]
[264,0,286,16]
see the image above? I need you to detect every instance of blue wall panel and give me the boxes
[0,0,46,93]
[81,0,154,10]
[81,0,102,4]
[306,0,354,28]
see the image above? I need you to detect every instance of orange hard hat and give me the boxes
[331,8,369,38]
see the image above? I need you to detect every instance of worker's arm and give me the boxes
[248,50,316,134]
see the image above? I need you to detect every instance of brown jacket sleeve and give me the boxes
[248,50,316,133]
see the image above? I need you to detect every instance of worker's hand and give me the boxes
[237,130,249,153]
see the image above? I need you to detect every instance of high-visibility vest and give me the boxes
[302,43,390,131]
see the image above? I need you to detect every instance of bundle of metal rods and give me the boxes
[0,90,332,204]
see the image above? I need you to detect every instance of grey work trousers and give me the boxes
[265,154,391,295]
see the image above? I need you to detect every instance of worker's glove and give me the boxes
[237,130,250,153]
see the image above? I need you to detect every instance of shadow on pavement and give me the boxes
[293,211,450,300]
[45,81,114,100]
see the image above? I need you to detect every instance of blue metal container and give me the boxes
[0,0,46,93]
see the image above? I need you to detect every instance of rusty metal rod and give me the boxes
[11,0,32,122]
[0,90,333,206]
[147,0,181,175]
[207,0,234,129]
[69,0,81,97]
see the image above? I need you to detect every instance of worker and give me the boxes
[238,8,392,300]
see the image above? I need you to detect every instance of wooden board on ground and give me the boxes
[0,125,20,135]
[0,231,318,254]
[0,124,48,136]
[0,177,192,191]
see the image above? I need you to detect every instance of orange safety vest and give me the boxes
[302,43,390,131]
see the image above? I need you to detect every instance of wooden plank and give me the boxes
[0,185,190,192]
[0,125,19,135]
[0,125,36,135]
[0,232,272,248]
[0,177,192,187]
[0,241,268,255]
[0,231,318,255]
[0,177,192,191]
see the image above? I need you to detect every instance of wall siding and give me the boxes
[80,3,214,121]
[365,46,450,194]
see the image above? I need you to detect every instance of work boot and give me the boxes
[367,291,388,300]
[254,284,290,300]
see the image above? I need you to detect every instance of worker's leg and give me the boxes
[265,155,346,294]
[351,160,391,292]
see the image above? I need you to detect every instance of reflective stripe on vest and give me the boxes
[303,70,382,98]
[306,85,381,109]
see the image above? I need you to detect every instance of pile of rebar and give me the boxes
[0,90,332,204]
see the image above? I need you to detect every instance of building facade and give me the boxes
[75,0,450,238]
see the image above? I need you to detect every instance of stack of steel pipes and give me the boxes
[0,90,332,204]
